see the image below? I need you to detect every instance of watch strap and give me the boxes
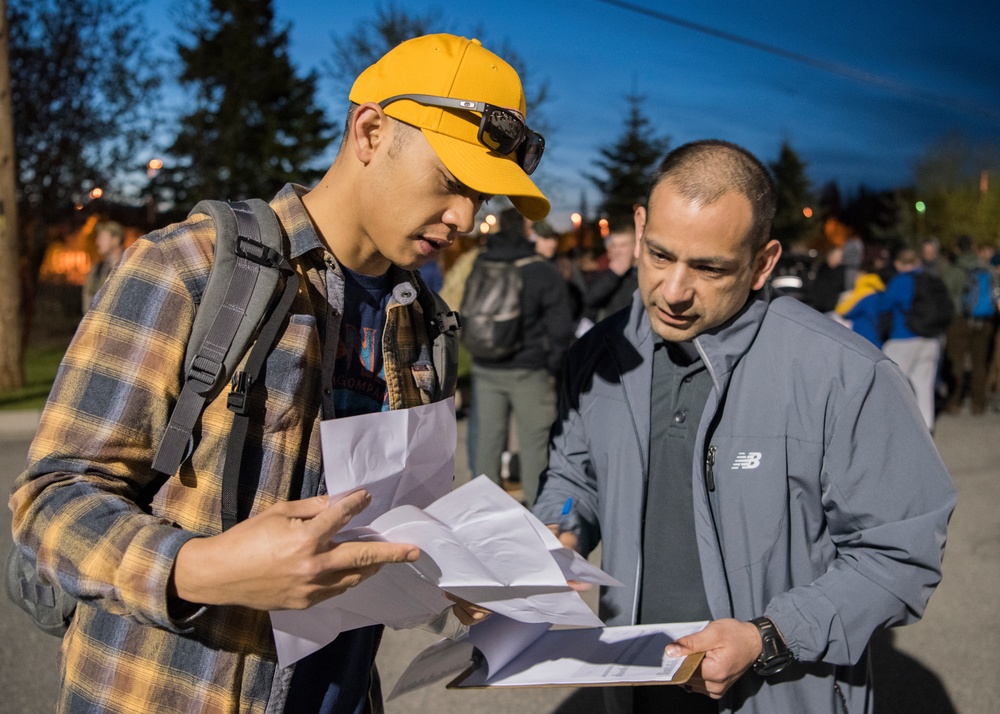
[750,616,793,676]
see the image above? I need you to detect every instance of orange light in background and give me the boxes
[89,187,103,199]
[148,158,163,170]
[570,213,582,228]
[598,218,609,238]
[802,207,813,218]
[479,222,490,234]
[485,214,497,226]
[74,203,84,211]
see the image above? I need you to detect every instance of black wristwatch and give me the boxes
[750,616,794,676]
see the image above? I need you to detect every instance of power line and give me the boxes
[596,0,1000,123]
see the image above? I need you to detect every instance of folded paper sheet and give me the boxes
[320,396,457,527]
[271,476,620,667]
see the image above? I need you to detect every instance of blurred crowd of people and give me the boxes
[434,217,999,489]
[424,208,642,499]
[805,234,1000,430]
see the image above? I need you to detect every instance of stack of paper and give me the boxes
[269,398,620,667]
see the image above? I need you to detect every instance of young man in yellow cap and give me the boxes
[11,34,548,713]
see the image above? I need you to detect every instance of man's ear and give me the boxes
[351,103,388,165]
[633,205,647,260]
[751,239,783,291]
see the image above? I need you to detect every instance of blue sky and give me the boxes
[143,0,1000,229]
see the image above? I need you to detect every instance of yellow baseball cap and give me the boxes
[349,34,550,221]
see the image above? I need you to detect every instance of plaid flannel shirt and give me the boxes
[10,184,451,713]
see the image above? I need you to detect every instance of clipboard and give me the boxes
[446,651,705,689]
[388,619,713,700]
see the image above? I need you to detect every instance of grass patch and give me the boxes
[0,337,72,411]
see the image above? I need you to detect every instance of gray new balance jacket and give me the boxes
[534,285,956,713]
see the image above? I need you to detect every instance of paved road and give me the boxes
[2,408,997,713]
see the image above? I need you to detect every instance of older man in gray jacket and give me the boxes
[534,140,955,714]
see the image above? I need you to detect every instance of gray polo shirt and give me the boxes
[637,338,714,624]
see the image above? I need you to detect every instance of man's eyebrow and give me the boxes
[642,236,741,267]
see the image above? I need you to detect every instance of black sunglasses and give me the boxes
[378,93,545,175]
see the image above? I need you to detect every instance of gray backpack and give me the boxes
[6,199,460,636]
[460,255,541,360]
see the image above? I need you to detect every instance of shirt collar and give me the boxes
[269,183,325,260]
[654,336,701,365]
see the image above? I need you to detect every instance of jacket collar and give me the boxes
[625,285,773,393]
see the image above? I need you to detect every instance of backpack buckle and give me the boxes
[188,355,224,391]
[236,236,283,269]
[434,310,462,334]
[227,371,252,415]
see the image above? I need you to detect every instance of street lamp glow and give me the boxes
[479,221,490,234]
[485,214,497,226]
[802,207,813,218]
[147,158,164,179]
[915,201,926,213]
[89,187,103,199]
[570,212,582,227]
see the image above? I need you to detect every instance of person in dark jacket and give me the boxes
[584,226,639,325]
[468,207,574,505]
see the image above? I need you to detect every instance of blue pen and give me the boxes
[558,497,574,535]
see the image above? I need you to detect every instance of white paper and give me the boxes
[272,477,619,668]
[464,621,709,687]
[321,397,456,528]
[272,400,457,666]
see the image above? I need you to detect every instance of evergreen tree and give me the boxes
[817,180,844,222]
[164,0,334,209]
[842,186,896,246]
[768,141,814,250]
[586,95,670,228]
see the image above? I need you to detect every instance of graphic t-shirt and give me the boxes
[332,266,392,417]
[284,265,392,714]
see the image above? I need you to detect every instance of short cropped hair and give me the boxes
[96,221,125,244]
[647,140,776,253]
[340,102,414,157]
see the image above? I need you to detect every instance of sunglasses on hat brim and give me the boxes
[378,93,545,176]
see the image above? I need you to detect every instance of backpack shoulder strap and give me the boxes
[152,199,294,478]
[412,270,461,400]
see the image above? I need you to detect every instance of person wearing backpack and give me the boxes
[942,234,998,415]
[463,207,573,507]
[9,34,548,714]
[879,247,954,430]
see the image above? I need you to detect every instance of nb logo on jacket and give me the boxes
[732,452,762,470]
